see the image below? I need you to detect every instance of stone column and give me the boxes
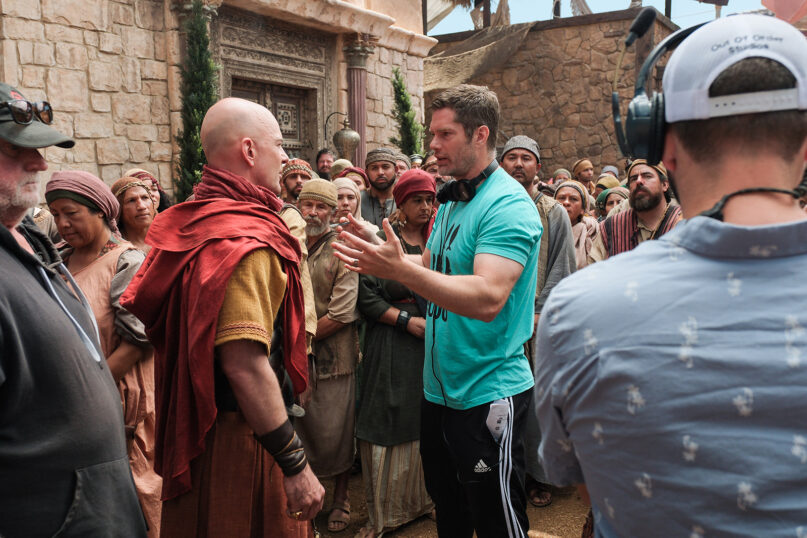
[343,34,376,168]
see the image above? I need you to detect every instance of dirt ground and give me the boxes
[311,470,588,538]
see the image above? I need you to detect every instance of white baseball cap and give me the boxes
[663,14,807,123]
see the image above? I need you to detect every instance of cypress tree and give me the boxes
[389,67,424,156]
[174,0,218,202]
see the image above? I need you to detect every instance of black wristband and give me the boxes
[254,420,308,476]
[396,309,411,331]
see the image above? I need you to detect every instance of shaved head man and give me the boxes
[122,97,324,536]
[200,98,288,194]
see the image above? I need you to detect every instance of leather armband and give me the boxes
[396,310,411,331]
[254,420,308,476]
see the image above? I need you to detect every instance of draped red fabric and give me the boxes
[121,165,307,500]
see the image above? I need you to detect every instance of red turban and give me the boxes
[393,169,436,207]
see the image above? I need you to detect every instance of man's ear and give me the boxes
[476,125,490,148]
[241,138,256,167]
[537,162,542,172]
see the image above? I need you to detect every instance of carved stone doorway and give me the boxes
[211,6,337,165]
[231,79,314,160]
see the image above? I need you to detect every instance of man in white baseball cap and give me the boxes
[534,14,807,536]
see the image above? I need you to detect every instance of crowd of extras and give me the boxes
[22,138,706,537]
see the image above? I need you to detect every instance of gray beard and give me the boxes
[305,221,330,237]
[0,174,40,225]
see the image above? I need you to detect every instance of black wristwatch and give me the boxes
[396,310,411,331]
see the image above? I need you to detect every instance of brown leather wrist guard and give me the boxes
[254,420,308,476]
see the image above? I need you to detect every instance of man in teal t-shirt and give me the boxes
[334,84,541,538]
[424,164,539,410]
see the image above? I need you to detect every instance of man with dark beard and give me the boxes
[296,179,360,533]
[361,148,399,227]
[588,159,682,263]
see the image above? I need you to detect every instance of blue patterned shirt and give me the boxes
[535,215,807,537]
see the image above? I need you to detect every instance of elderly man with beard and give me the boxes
[361,148,399,227]
[587,159,682,264]
[500,135,576,509]
[296,179,360,533]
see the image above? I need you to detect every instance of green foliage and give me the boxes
[389,67,424,156]
[174,0,218,202]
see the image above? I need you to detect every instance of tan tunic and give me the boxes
[280,205,318,354]
[297,231,360,477]
[306,231,359,379]
[71,241,161,538]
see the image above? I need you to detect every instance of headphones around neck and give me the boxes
[436,160,499,204]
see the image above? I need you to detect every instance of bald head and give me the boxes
[200,97,288,193]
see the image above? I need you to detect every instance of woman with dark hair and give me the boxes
[111,176,156,253]
[45,170,161,537]
[555,180,601,270]
[125,167,172,212]
[354,169,436,538]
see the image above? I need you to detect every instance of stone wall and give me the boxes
[364,45,425,150]
[0,0,181,188]
[427,10,676,177]
[0,0,434,195]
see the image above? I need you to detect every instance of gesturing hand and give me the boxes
[333,218,406,281]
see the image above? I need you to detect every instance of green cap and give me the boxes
[0,83,74,149]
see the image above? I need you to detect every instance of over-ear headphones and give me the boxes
[436,160,499,204]
[613,9,807,220]
[612,8,705,165]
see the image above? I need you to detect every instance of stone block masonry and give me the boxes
[0,0,181,191]
[427,10,676,178]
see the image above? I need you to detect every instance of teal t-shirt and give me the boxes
[424,165,542,409]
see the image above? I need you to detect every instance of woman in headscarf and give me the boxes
[111,176,157,253]
[597,186,630,220]
[555,180,601,270]
[124,167,172,212]
[551,168,571,184]
[331,176,377,233]
[45,170,161,537]
[354,169,436,538]
[334,166,368,192]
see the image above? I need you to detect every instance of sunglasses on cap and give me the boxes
[0,100,53,125]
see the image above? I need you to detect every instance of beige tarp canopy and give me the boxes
[424,22,535,93]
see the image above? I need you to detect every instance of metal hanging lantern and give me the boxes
[332,118,360,160]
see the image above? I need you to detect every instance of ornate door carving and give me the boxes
[211,6,337,164]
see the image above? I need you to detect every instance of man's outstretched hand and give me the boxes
[333,218,407,281]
